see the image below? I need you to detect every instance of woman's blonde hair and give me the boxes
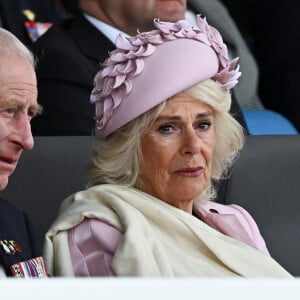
[87,79,244,200]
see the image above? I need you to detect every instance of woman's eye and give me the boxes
[158,124,174,134]
[198,121,211,131]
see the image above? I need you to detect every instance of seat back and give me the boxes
[0,136,92,252]
[225,135,300,276]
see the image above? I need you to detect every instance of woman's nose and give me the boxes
[181,129,201,155]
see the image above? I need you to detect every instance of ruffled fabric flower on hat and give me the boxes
[91,15,241,131]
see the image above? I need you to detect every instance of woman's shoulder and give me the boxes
[65,184,139,205]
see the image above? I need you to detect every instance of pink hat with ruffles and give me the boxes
[91,15,241,138]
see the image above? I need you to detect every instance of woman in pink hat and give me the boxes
[44,16,291,277]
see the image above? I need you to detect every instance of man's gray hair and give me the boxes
[0,28,35,67]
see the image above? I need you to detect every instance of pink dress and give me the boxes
[68,201,269,276]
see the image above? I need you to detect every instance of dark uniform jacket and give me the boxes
[0,198,39,276]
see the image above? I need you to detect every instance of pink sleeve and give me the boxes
[68,218,122,276]
[229,204,270,255]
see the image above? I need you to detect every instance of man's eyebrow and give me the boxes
[0,100,43,115]
[0,99,19,108]
[33,104,43,115]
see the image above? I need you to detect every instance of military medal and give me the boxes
[0,240,23,255]
[10,256,49,278]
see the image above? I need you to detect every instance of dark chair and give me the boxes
[225,135,300,276]
[0,136,92,252]
[1,135,300,276]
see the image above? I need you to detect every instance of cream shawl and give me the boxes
[44,184,291,277]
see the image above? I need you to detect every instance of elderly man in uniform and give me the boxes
[0,27,47,277]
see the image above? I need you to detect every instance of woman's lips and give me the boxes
[174,167,203,177]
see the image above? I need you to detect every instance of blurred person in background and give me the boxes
[221,0,300,131]
[0,0,62,46]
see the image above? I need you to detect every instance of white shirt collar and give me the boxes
[84,11,197,44]
[83,13,129,45]
[185,10,197,26]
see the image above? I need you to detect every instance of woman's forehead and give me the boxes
[164,94,212,112]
